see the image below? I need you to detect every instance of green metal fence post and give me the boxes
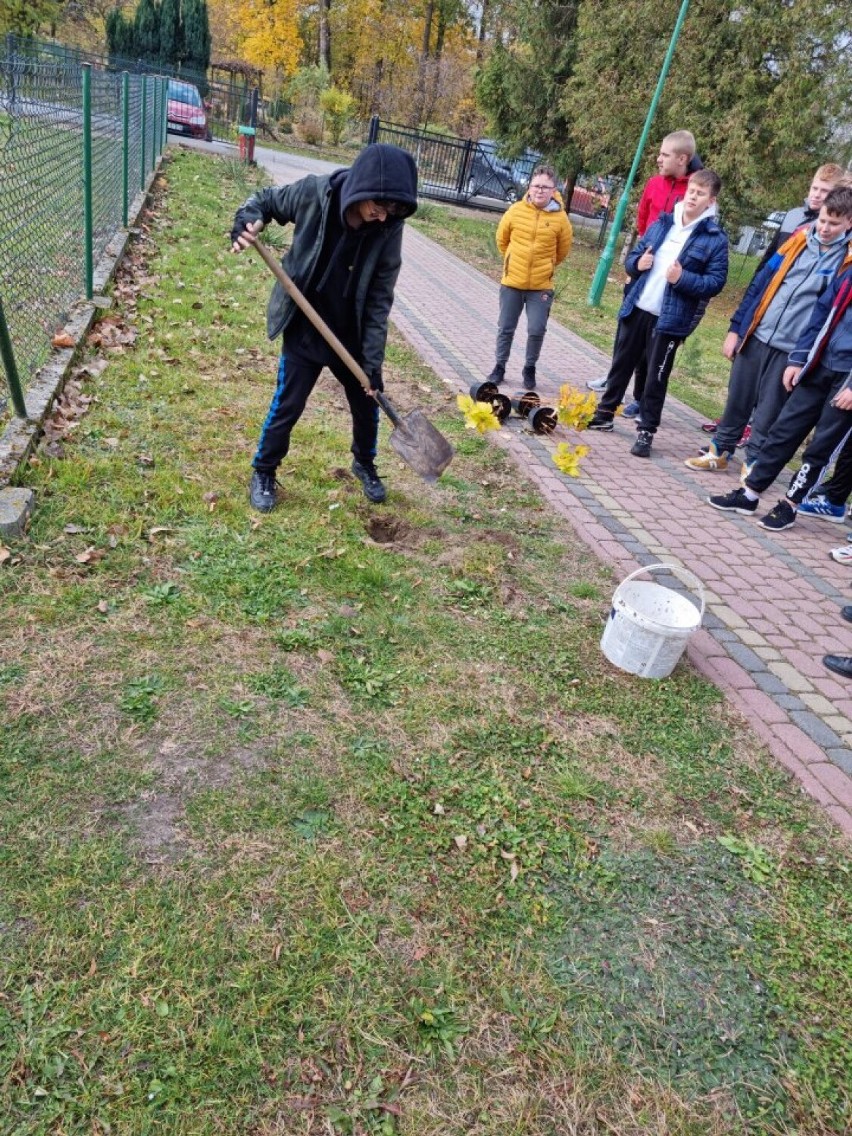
[140,74,148,190]
[587,0,691,307]
[82,62,94,300]
[153,74,160,159]
[0,297,28,419]
[161,77,168,153]
[122,71,130,227]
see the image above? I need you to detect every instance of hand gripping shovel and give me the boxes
[252,238,454,482]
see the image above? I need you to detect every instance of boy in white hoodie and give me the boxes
[588,169,729,458]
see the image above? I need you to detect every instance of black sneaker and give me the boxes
[707,488,758,514]
[487,364,505,386]
[587,412,614,431]
[522,365,536,390]
[758,499,796,531]
[351,458,387,503]
[630,429,653,458]
[249,470,279,512]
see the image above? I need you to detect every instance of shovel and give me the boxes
[251,238,454,482]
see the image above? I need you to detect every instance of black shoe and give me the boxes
[351,458,387,503]
[707,488,758,514]
[587,412,614,431]
[758,499,796,531]
[630,429,653,458]
[487,364,505,386]
[823,654,852,679]
[841,605,852,625]
[522,365,536,390]
[249,470,279,512]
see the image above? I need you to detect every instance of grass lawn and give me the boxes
[0,148,850,1135]
[410,201,761,423]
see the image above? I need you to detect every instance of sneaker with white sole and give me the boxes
[622,400,641,418]
[685,446,728,471]
[586,375,608,392]
[830,544,852,563]
[797,494,847,523]
[707,488,758,514]
[587,412,614,431]
[758,499,797,530]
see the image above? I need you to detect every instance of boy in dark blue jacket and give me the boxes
[230,143,418,511]
[588,169,729,458]
[708,265,852,531]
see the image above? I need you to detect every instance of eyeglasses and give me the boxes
[373,199,405,216]
[529,183,555,192]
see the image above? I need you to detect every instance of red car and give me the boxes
[166,80,211,142]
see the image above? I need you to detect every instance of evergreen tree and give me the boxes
[475,0,581,179]
[133,0,161,62]
[159,0,182,66]
[182,0,211,73]
[105,7,135,59]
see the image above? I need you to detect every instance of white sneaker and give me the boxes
[830,544,852,563]
[586,375,608,392]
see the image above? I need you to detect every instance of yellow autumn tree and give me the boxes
[227,0,301,76]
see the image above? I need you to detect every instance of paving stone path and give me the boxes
[244,142,852,836]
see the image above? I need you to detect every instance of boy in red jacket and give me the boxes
[636,130,699,236]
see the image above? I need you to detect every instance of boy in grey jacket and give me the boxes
[231,143,418,510]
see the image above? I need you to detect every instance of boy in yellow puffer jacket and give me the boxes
[487,165,573,390]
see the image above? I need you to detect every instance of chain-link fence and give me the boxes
[0,38,166,420]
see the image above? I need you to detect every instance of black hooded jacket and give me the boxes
[233,144,418,375]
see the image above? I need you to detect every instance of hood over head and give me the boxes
[338,143,418,221]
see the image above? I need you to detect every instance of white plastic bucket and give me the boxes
[600,563,705,679]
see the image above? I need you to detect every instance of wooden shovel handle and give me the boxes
[251,237,373,395]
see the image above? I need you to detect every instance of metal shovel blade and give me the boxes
[388,408,454,482]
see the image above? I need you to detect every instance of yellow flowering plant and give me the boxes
[456,393,502,433]
[549,383,599,476]
[552,442,590,477]
[556,384,597,430]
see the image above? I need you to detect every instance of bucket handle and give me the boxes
[616,563,705,621]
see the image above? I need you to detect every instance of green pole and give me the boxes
[141,74,148,190]
[122,71,130,227]
[587,0,691,307]
[162,77,168,151]
[0,296,28,419]
[82,62,93,301]
[153,75,160,159]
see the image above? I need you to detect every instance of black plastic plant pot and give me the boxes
[490,392,512,422]
[511,390,541,418]
[528,405,558,434]
[470,380,499,402]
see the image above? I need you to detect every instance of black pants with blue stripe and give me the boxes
[253,350,380,474]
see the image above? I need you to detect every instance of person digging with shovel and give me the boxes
[230,143,418,510]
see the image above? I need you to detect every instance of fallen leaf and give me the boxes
[52,332,75,349]
[510,860,520,882]
[317,649,334,665]
[147,526,173,541]
[453,834,468,850]
[0,546,10,564]
[433,802,445,815]
[97,599,109,614]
